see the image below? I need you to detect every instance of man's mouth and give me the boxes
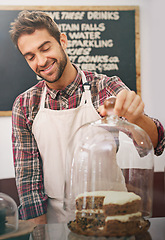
[40,61,56,73]
[45,65,53,71]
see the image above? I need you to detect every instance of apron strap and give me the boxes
[80,71,92,106]
[39,71,92,109]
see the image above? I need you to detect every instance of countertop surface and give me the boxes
[30,217,165,240]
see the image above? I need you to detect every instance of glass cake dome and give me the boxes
[0,193,18,236]
[64,97,154,236]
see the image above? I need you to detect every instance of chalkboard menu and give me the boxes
[0,6,140,116]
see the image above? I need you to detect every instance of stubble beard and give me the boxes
[37,49,68,84]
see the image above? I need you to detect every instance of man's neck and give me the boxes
[46,61,77,90]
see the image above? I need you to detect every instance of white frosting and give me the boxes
[76,191,141,205]
[76,191,107,199]
[105,212,142,222]
[76,209,104,214]
[103,191,141,205]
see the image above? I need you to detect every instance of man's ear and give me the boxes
[60,33,68,49]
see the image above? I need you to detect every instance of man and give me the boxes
[10,10,164,225]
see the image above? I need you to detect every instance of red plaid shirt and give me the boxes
[12,65,165,220]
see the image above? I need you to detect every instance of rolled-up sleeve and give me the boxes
[152,117,165,156]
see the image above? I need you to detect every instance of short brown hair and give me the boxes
[10,10,61,49]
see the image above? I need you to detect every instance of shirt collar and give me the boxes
[44,64,83,99]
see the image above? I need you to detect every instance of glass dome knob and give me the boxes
[104,96,116,116]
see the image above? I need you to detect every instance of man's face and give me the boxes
[17,29,67,84]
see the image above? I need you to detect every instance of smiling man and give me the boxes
[10,10,165,225]
[17,28,75,89]
[20,31,67,83]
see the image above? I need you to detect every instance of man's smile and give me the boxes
[40,60,56,74]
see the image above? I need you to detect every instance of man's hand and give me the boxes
[98,89,158,148]
[113,89,145,124]
[98,89,145,124]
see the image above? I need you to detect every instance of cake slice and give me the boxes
[69,190,145,237]
[103,191,141,216]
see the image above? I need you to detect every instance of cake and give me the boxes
[68,191,150,237]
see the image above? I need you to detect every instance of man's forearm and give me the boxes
[27,214,47,225]
[134,114,158,149]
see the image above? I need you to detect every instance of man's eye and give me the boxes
[42,48,49,52]
[29,56,34,61]
[26,55,34,61]
[42,46,50,52]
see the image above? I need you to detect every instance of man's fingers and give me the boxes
[98,105,107,116]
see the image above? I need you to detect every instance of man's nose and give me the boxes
[37,53,47,67]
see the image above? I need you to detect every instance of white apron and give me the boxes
[32,71,101,223]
